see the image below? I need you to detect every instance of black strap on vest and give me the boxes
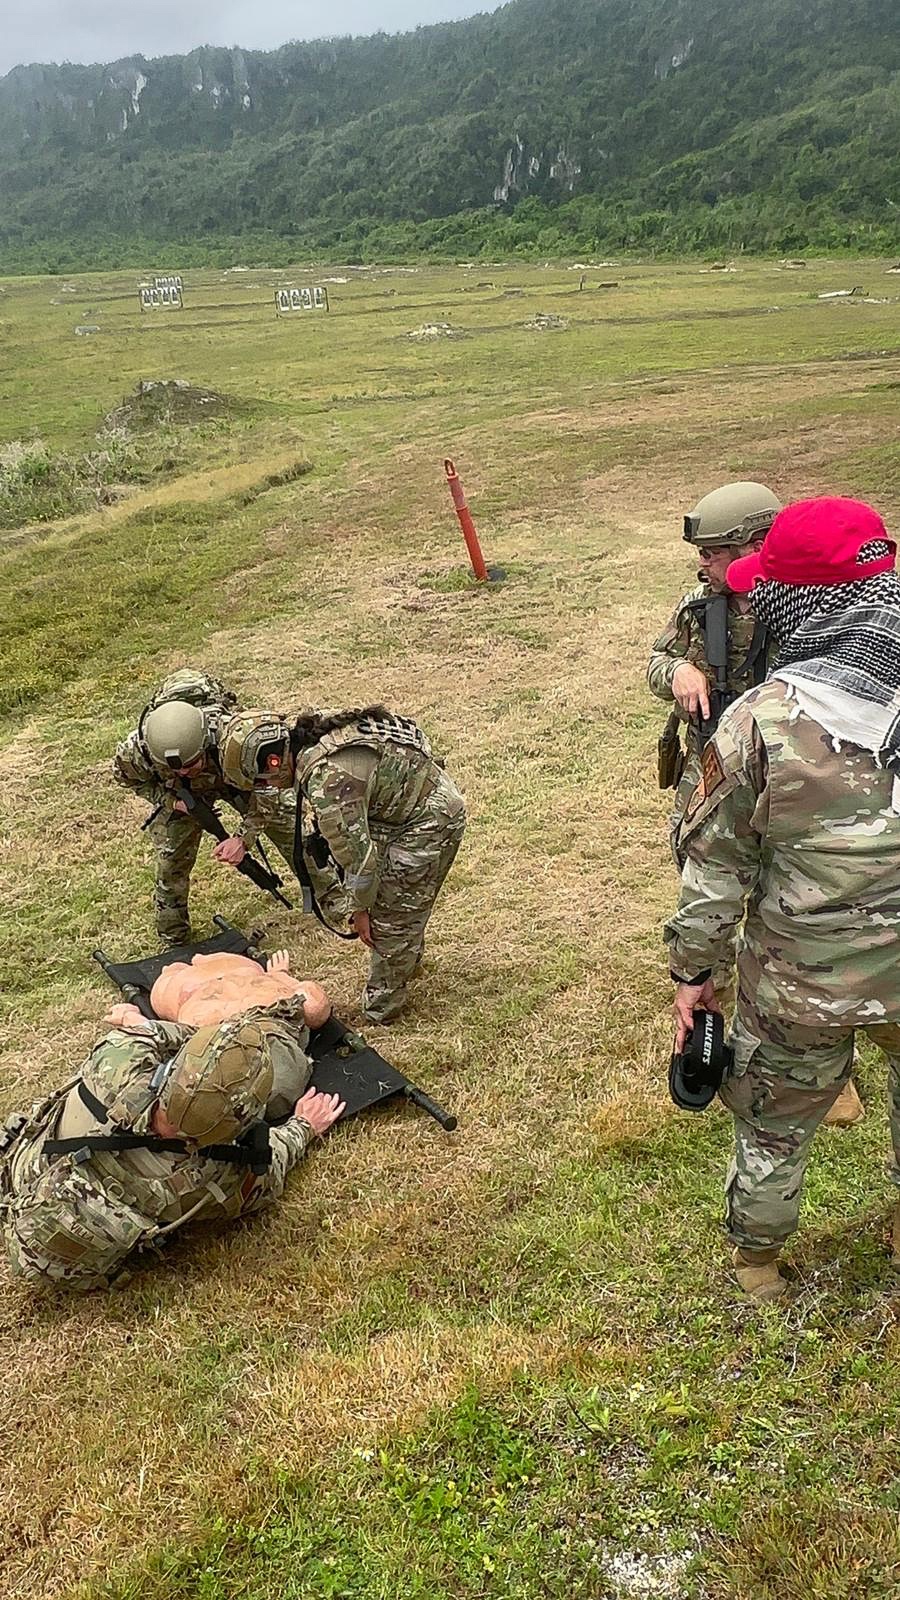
[292,787,358,941]
[45,1132,192,1159]
[44,1081,272,1172]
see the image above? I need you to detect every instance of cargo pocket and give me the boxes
[718,1013,765,1121]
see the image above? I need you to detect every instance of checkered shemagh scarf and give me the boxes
[749,541,900,771]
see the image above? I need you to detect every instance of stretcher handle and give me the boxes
[403,1084,457,1132]
[92,948,156,1019]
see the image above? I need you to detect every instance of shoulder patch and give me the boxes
[701,741,727,802]
[681,743,728,829]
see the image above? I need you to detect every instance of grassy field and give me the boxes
[1,256,900,1600]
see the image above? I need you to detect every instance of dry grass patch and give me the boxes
[2,258,900,1598]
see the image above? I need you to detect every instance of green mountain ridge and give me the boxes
[1,0,898,268]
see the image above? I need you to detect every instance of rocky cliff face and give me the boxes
[0,0,897,252]
[1,48,268,145]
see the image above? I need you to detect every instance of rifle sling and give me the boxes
[292,789,357,941]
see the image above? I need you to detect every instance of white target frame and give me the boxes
[275,285,329,316]
[139,284,184,311]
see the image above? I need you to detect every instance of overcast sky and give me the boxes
[2,0,500,76]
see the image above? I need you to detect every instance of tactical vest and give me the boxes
[309,712,431,763]
[743,686,900,1025]
[4,1047,268,1241]
[146,669,238,718]
[295,713,433,793]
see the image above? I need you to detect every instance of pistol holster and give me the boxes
[658,711,686,791]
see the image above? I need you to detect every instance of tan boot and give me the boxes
[732,1247,788,1302]
[822,1079,865,1128]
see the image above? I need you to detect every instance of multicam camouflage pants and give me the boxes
[363,770,466,1024]
[148,791,346,945]
[720,1002,900,1254]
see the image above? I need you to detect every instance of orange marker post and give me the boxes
[444,458,488,582]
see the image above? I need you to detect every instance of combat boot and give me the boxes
[731,1246,788,1302]
[822,1080,865,1128]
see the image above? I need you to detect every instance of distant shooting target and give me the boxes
[139,283,184,311]
[275,285,329,317]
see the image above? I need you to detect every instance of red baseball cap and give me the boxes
[726,497,896,591]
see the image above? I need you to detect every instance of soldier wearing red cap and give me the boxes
[665,497,900,1300]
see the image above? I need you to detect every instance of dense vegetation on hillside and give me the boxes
[1,0,898,269]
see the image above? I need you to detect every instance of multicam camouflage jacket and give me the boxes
[1,1019,313,1289]
[664,679,900,1027]
[294,715,440,912]
[647,584,773,737]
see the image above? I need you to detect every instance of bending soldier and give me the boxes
[648,482,779,859]
[218,704,467,1024]
[665,498,900,1300]
[0,1001,344,1290]
[114,668,346,945]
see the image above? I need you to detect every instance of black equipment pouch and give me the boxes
[658,711,686,791]
[669,1010,733,1112]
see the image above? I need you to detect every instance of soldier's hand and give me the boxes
[267,949,292,973]
[105,1001,152,1030]
[672,663,712,722]
[673,979,721,1052]
[213,835,247,867]
[352,910,375,948]
[294,1088,346,1136]
[172,798,190,815]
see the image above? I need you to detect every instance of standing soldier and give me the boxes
[665,497,900,1299]
[218,704,466,1023]
[648,482,780,858]
[114,669,345,946]
[649,488,863,1127]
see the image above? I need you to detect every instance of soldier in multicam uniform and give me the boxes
[651,486,863,1129]
[114,668,345,945]
[218,705,466,1024]
[0,999,344,1290]
[648,482,780,858]
[665,497,900,1301]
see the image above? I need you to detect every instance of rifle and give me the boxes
[683,592,730,750]
[143,782,293,910]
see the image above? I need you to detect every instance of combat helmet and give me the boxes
[141,701,209,770]
[220,710,292,787]
[683,482,782,548]
[161,1018,274,1146]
